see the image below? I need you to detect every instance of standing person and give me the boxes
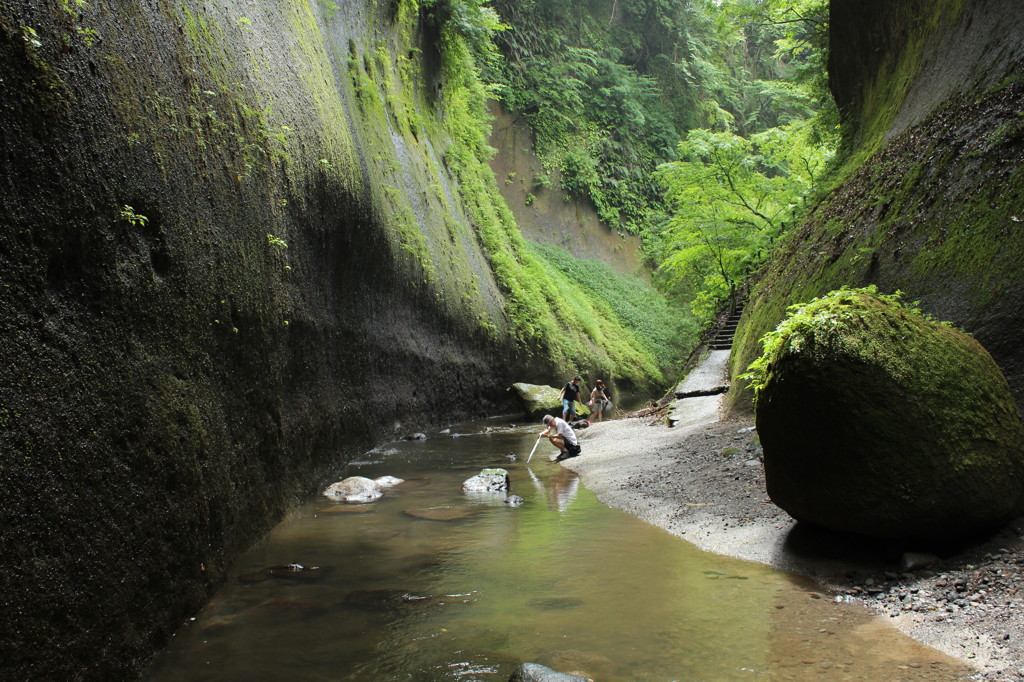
[540,414,581,461]
[557,374,585,421]
[590,379,610,422]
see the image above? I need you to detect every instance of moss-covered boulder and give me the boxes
[747,287,1024,542]
[510,382,590,419]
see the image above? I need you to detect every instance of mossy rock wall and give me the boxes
[730,0,1024,414]
[0,1,550,678]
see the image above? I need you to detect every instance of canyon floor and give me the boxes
[561,399,1024,681]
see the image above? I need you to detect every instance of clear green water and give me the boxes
[145,418,970,681]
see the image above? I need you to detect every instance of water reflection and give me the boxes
[145,418,973,681]
[525,465,580,513]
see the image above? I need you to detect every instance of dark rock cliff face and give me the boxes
[731,0,1024,412]
[0,1,538,679]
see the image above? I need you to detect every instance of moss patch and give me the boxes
[749,288,1024,541]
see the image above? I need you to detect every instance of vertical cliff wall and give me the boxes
[730,0,1024,411]
[0,0,554,678]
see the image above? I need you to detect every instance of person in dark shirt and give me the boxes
[557,374,585,421]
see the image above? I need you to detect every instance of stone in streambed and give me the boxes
[322,476,382,502]
[510,382,590,419]
[750,288,1024,542]
[238,563,329,583]
[321,475,404,503]
[462,468,510,493]
[404,506,478,521]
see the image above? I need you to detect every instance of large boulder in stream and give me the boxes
[510,383,589,419]
[749,288,1024,542]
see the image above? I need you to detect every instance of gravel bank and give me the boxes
[561,406,1024,680]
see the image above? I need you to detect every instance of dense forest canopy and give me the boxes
[482,0,835,322]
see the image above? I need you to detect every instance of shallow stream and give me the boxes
[145,417,972,681]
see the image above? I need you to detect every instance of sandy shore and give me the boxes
[561,402,1024,680]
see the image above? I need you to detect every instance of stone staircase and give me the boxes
[709,304,744,351]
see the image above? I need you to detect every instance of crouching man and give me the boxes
[540,414,582,461]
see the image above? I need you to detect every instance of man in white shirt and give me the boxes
[540,414,582,461]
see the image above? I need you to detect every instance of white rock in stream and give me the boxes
[323,476,383,503]
[461,468,509,493]
[374,476,405,488]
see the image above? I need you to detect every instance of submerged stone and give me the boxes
[238,563,329,583]
[751,288,1024,542]
[462,468,510,493]
[404,506,478,521]
[322,476,382,503]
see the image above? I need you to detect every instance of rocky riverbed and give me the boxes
[561,410,1024,680]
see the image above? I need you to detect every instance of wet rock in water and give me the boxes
[374,475,405,488]
[323,476,382,503]
[404,506,478,521]
[462,468,510,493]
[508,662,593,682]
[505,495,524,507]
[504,452,517,462]
[239,563,329,583]
[343,588,436,611]
[752,288,1024,542]
[403,432,427,441]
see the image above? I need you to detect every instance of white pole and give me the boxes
[526,435,542,463]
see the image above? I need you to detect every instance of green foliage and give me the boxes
[490,0,835,244]
[651,122,832,320]
[380,0,677,386]
[59,0,89,16]
[740,286,934,400]
[420,0,508,68]
[530,241,697,370]
[20,26,42,49]
[119,205,148,227]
